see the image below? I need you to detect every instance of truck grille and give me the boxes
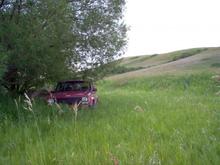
[56,97,81,104]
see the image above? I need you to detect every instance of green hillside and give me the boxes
[108,47,220,82]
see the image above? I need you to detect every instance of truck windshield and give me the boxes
[55,81,90,92]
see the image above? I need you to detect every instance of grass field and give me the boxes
[0,73,220,164]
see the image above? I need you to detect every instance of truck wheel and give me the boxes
[89,100,96,109]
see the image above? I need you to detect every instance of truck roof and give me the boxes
[57,80,90,83]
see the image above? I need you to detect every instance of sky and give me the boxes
[124,0,220,57]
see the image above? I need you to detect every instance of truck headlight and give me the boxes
[81,97,88,102]
[48,98,55,104]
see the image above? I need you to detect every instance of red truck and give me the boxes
[47,80,98,107]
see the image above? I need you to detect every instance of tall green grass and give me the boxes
[0,73,220,164]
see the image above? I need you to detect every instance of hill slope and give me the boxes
[108,47,220,81]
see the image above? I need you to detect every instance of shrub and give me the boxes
[211,63,220,68]
[109,66,145,75]
[171,48,207,61]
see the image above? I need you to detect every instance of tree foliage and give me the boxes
[70,0,127,70]
[0,0,127,94]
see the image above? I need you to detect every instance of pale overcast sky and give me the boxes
[124,0,220,57]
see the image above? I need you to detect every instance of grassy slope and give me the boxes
[0,73,220,164]
[109,47,220,82]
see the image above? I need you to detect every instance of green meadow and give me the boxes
[0,73,220,164]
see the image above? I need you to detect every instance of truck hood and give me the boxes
[51,90,89,99]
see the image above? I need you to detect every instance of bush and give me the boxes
[109,66,145,75]
[0,86,7,96]
[171,48,207,61]
[211,63,220,68]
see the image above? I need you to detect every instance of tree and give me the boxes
[70,0,127,70]
[0,0,127,94]
[0,0,75,94]
[0,45,7,78]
